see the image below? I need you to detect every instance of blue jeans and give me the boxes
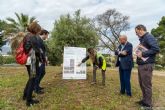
[119,66,132,96]
[34,63,45,91]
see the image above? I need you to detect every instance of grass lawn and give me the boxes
[0,66,165,110]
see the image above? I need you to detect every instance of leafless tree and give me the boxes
[94,9,130,51]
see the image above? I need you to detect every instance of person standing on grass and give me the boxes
[23,22,43,107]
[34,29,49,94]
[135,24,159,109]
[78,48,106,86]
[115,35,133,97]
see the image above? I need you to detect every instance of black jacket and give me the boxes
[23,33,42,62]
[136,32,160,65]
[37,36,47,62]
[115,42,133,70]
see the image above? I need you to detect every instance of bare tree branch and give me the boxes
[94,8,130,51]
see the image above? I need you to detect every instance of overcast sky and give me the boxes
[0,0,165,48]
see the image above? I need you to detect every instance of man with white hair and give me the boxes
[115,35,133,97]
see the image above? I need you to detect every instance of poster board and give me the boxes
[63,47,86,79]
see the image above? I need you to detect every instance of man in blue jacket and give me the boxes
[135,24,159,108]
[115,35,133,97]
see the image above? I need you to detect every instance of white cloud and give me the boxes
[0,0,165,47]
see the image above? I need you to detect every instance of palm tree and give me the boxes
[6,13,36,55]
[6,12,36,32]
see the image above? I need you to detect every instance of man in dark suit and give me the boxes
[115,35,133,96]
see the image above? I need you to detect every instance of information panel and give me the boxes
[63,47,86,79]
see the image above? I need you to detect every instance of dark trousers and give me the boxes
[93,66,106,85]
[138,64,153,106]
[119,66,132,96]
[34,63,45,91]
[23,59,39,102]
[23,65,36,102]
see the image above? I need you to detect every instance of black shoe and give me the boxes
[120,91,125,95]
[135,100,144,105]
[141,102,152,108]
[35,90,44,94]
[39,87,44,90]
[102,83,105,86]
[26,99,39,107]
[23,96,26,100]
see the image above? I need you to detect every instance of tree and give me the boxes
[10,32,25,55]
[48,10,99,65]
[0,20,13,37]
[151,16,165,68]
[6,12,36,32]
[94,9,130,51]
[0,30,3,50]
[4,13,36,55]
[0,20,13,49]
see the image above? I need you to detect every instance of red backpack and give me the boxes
[15,41,29,65]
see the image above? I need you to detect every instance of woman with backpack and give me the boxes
[22,22,43,106]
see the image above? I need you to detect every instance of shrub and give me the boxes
[2,56,16,64]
